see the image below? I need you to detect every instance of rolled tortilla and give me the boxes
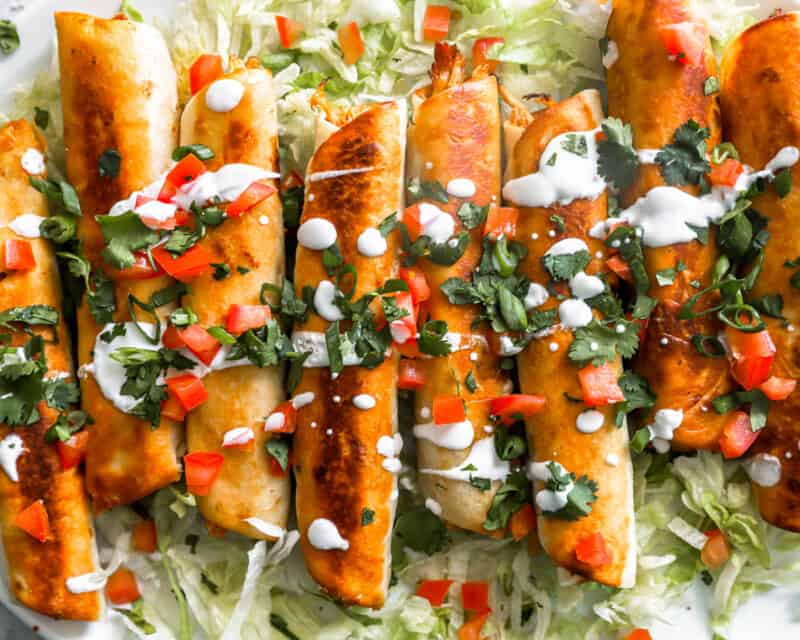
[606,0,734,451]
[407,43,510,536]
[504,91,636,588]
[720,11,800,531]
[56,12,182,511]
[179,59,289,539]
[292,100,405,607]
[0,120,100,620]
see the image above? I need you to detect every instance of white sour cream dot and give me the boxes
[313,280,344,322]
[576,410,604,434]
[20,148,45,175]
[205,78,245,113]
[446,178,476,199]
[307,518,349,551]
[298,217,337,250]
[352,394,376,410]
[356,228,388,257]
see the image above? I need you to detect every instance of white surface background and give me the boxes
[0,0,799,638]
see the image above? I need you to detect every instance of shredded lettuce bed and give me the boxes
[5,1,800,638]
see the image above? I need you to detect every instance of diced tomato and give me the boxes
[759,376,797,400]
[152,244,212,282]
[275,15,304,48]
[701,529,730,570]
[718,410,760,459]
[57,431,89,470]
[484,205,518,240]
[338,21,365,65]
[281,170,304,192]
[461,581,489,612]
[106,568,141,605]
[708,158,744,187]
[132,519,158,553]
[489,394,546,425]
[161,324,185,350]
[108,252,162,280]
[390,291,418,345]
[624,630,653,640]
[189,54,224,96]
[178,324,221,366]
[574,532,612,567]
[423,5,451,42]
[578,363,625,406]
[416,579,453,606]
[433,395,466,425]
[399,267,431,304]
[264,401,297,434]
[160,392,187,422]
[166,374,208,412]
[399,359,426,390]
[267,446,293,477]
[184,451,224,495]
[659,22,706,66]
[509,503,536,541]
[472,37,504,73]
[403,204,424,241]
[158,153,207,202]
[226,182,277,218]
[606,255,633,283]
[726,326,776,390]
[458,609,491,640]
[3,239,35,271]
[14,500,51,542]
[226,304,272,335]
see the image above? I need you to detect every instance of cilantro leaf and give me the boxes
[98,149,121,178]
[542,249,591,281]
[392,509,449,563]
[407,178,448,204]
[561,133,588,158]
[266,437,290,471]
[96,211,158,269]
[361,508,375,526]
[655,120,711,187]
[418,320,451,357]
[457,202,489,230]
[483,470,530,531]
[596,117,639,190]
[569,319,639,366]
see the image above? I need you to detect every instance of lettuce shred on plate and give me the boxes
[5,0,800,638]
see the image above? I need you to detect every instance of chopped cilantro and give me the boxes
[361,507,375,526]
[655,120,711,187]
[96,211,158,269]
[407,178,448,204]
[457,202,488,230]
[542,249,590,281]
[266,437,290,471]
[483,470,530,530]
[560,133,588,158]
[596,117,638,190]
[34,107,49,130]
[98,149,121,178]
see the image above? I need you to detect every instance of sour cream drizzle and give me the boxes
[420,436,509,482]
[413,420,475,450]
[205,78,245,113]
[503,129,605,208]
[307,518,350,551]
[590,146,800,248]
[0,434,26,482]
[8,214,45,238]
